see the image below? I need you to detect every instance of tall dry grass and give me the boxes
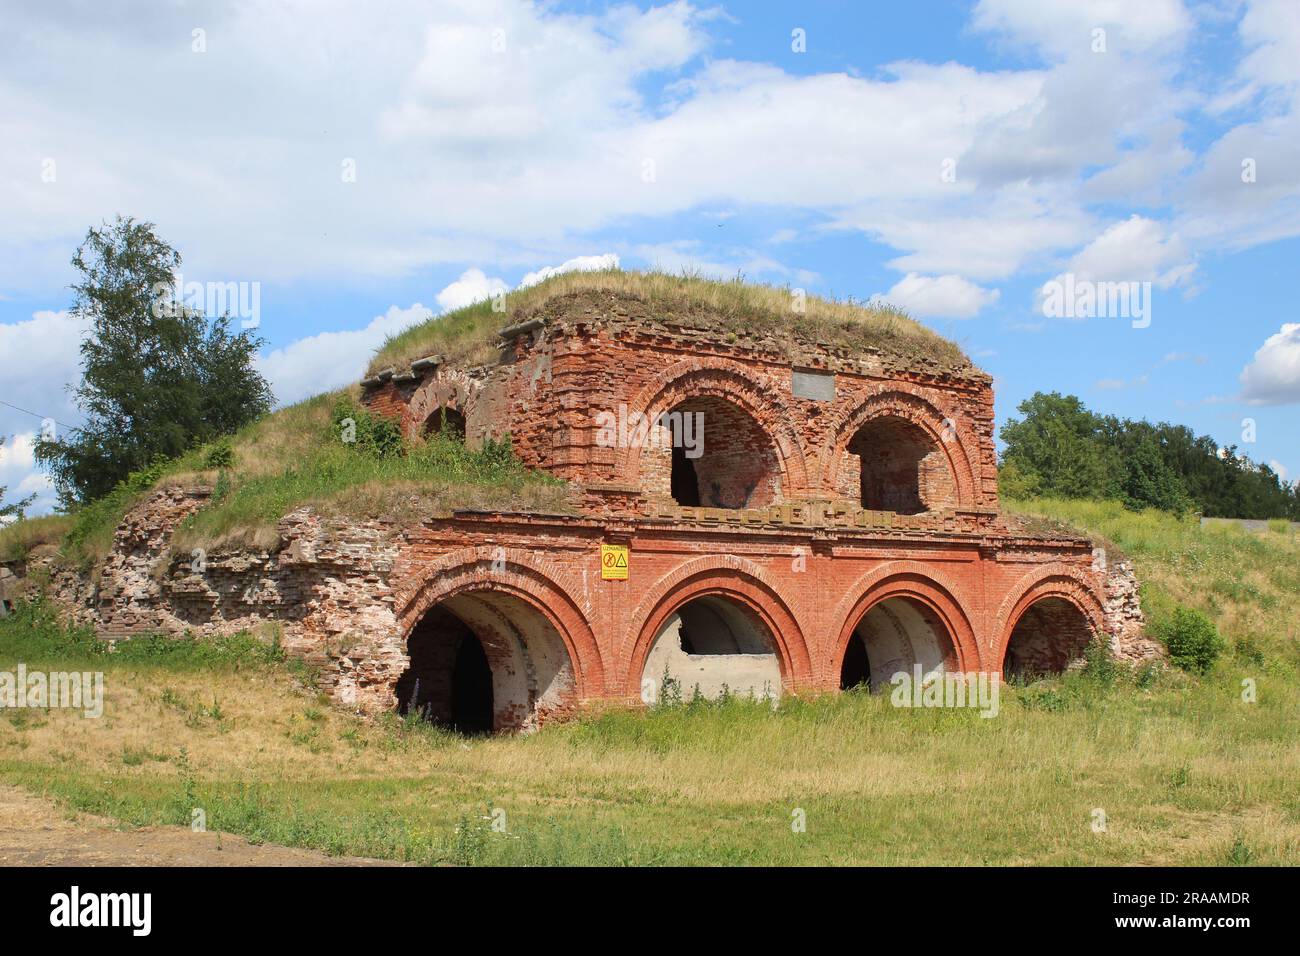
[0,514,75,562]
[368,268,970,376]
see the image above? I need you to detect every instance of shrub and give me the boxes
[203,438,235,470]
[1234,636,1265,668]
[997,460,1041,500]
[331,396,404,459]
[1152,606,1224,674]
[1080,635,1118,687]
[1135,661,1161,689]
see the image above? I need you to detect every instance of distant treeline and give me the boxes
[998,392,1299,520]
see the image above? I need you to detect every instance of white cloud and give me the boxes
[1181,0,1300,249]
[871,273,1000,319]
[519,253,620,288]
[1240,322,1300,405]
[972,0,1191,58]
[1208,0,1300,110]
[0,2,1088,292]
[849,185,1096,281]
[0,0,1288,300]
[1066,215,1196,289]
[1036,215,1197,316]
[257,304,431,407]
[3,0,1278,307]
[1179,111,1300,251]
[0,310,88,439]
[435,269,508,312]
[0,432,56,516]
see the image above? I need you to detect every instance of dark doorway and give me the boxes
[450,633,494,734]
[661,397,779,509]
[424,406,466,440]
[395,605,494,735]
[839,634,871,689]
[670,444,701,506]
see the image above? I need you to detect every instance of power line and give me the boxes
[0,398,81,433]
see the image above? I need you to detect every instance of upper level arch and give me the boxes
[819,389,977,511]
[407,370,479,443]
[613,359,813,503]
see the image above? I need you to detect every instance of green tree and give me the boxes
[35,217,273,504]
[1119,436,1192,514]
[999,392,1122,500]
[999,391,1299,518]
[1154,606,1224,674]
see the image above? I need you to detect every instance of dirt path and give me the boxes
[0,784,405,866]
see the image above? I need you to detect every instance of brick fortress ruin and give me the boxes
[354,289,1152,729]
[17,287,1156,732]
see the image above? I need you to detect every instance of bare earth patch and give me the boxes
[0,784,403,867]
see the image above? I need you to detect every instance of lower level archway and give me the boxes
[642,594,781,702]
[395,589,576,733]
[1002,597,1095,679]
[839,595,958,692]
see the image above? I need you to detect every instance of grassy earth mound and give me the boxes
[368,268,972,377]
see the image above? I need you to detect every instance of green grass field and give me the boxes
[1,499,1297,865]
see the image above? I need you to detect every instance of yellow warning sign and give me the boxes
[600,544,629,580]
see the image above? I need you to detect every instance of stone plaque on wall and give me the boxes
[791,368,835,401]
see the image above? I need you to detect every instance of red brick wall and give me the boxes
[391,512,1111,707]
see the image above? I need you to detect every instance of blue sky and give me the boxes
[1,0,1298,513]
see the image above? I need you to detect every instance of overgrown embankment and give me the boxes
[7,390,568,569]
[1007,498,1299,672]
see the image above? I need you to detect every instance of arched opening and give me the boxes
[395,605,493,733]
[423,406,465,440]
[643,594,781,701]
[845,416,954,514]
[650,396,780,509]
[1003,597,1094,680]
[395,590,575,733]
[840,595,957,692]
